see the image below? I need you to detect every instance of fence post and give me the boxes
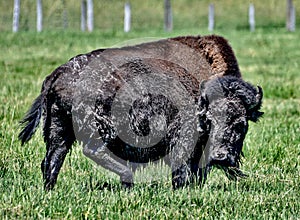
[62,0,68,29]
[208,3,214,32]
[249,3,255,32]
[37,0,43,32]
[164,0,173,32]
[286,0,296,31]
[87,0,93,32]
[81,0,87,31]
[124,2,131,32]
[13,0,20,32]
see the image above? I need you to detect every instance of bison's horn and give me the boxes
[248,86,263,110]
[250,86,263,110]
[256,86,263,104]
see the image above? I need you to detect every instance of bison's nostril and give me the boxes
[211,151,237,167]
[212,152,228,161]
[216,153,226,159]
[211,150,230,161]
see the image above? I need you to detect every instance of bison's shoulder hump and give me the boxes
[170,35,241,78]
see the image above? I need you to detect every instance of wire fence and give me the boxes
[2,0,298,32]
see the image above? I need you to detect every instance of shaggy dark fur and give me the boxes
[19,35,263,190]
[195,76,263,182]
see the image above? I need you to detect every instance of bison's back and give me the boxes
[45,35,240,106]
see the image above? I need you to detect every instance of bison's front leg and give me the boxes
[189,143,211,186]
[83,140,134,188]
[171,163,191,189]
[172,160,210,188]
[190,163,210,186]
[169,140,192,189]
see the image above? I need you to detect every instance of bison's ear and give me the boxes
[247,86,264,122]
[248,111,264,122]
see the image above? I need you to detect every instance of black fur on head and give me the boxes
[197,76,263,180]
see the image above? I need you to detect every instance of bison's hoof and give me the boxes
[44,182,55,191]
[172,175,188,189]
[121,181,134,189]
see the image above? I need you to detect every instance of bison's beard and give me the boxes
[220,166,247,180]
[214,154,247,180]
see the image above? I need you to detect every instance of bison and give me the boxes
[19,35,263,190]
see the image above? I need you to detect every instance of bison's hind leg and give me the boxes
[83,140,134,189]
[42,104,75,190]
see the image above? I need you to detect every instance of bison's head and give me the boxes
[197,76,263,179]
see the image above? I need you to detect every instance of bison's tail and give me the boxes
[19,94,43,145]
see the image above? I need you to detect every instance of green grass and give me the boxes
[0,26,300,219]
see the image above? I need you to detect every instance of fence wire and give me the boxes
[1,0,298,32]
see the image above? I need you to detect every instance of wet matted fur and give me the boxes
[19,35,263,190]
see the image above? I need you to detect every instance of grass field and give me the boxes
[1,13,300,220]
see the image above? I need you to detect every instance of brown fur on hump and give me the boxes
[171,35,241,78]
